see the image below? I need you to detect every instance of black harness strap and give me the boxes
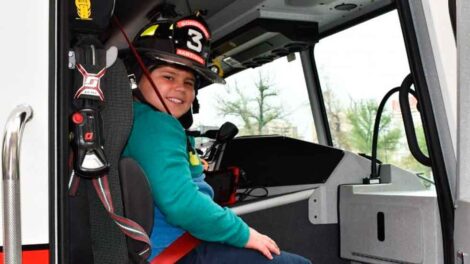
[69,36,151,261]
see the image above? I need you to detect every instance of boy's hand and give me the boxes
[244,227,281,259]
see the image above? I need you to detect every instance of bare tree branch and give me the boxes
[216,70,285,134]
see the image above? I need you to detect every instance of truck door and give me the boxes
[0,0,52,262]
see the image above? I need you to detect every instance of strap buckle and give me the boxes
[71,108,109,178]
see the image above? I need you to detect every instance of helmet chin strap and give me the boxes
[114,16,173,116]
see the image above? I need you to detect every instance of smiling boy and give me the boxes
[123,14,311,264]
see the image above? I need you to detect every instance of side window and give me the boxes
[315,11,432,184]
[193,52,317,143]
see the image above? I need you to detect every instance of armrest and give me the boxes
[231,189,316,216]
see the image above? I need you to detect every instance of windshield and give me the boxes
[192,53,317,144]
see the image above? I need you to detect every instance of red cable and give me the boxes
[114,17,201,262]
[113,16,173,115]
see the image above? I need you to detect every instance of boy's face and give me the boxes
[139,65,196,118]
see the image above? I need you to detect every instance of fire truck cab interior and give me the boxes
[61,0,456,263]
[0,0,461,263]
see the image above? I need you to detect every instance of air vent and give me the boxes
[253,57,274,64]
[284,43,310,52]
[242,61,261,68]
[285,0,337,7]
[272,48,290,56]
[335,3,358,11]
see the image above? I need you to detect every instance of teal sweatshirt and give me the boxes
[122,102,249,258]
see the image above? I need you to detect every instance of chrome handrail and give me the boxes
[2,105,33,264]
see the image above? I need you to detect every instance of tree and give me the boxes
[216,72,284,135]
[322,88,350,149]
[346,100,402,162]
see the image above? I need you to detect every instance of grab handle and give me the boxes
[399,74,431,166]
[2,105,33,264]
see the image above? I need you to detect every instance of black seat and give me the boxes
[119,158,154,263]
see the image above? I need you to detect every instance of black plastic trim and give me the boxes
[377,212,385,242]
[57,0,72,263]
[308,46,333,146]
[319,3,395,39]
[396,1,454,263]
[0,244,50,252]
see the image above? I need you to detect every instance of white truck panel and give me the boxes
[0,0,50,245]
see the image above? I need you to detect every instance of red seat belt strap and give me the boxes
[151,232,201,264]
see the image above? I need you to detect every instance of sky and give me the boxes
[192,10,410,142]
[315,11,410,102]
